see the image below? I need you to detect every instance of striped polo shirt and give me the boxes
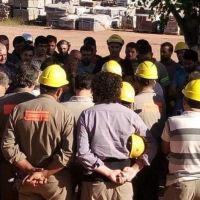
[162,111,200,186]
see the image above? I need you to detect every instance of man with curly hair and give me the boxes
[77,72,157,200]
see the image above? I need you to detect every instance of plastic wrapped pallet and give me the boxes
[93,6,126,18]
[78,14,111,31]
[58,14,78,29]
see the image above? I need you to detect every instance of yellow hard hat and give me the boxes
[39,64,69,87]
[107,34,124,45]
[127,134,145,158]
[135,61,158,79]
[182,79,200,101]
[120,82,135,103]
[174,42,189,52]
[102,60,122,76]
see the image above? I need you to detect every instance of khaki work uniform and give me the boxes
[0,89,35,200]
[1,94,75,200]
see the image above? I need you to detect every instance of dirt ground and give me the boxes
[0,25,184,60]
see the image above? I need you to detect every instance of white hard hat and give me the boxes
[22,33,33,42]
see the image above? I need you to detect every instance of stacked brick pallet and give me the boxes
[13,0,52,21]
[0,3,10,20]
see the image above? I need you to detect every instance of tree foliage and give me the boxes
[136,0,200,47]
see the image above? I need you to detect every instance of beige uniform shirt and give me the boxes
[2,94,75,168]
[134,91,166,141]
[62,96,94,123]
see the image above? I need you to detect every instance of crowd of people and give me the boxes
[0,32,200,200]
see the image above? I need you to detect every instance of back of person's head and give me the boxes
[92,72,122,103]
[75,74,93,90]
[39,64,68,95]
[0,71,9,87]
[184,49,198,62]
[135,76,155,87]
[80,45,93,54]
[40,57,62,71]
[20,44,35,54]
[47,35,57,43]
[34,36,48,47]
[83,37,96,47]
[136,39,152,55]
[15,64,40,88]
[0,35,9,42]
[161,42,173,52]
[13,36,25,47]
[182,79,200,109]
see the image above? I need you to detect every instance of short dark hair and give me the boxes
[184,97,200,109]
[75,74,93,90]
[0,35,9,42]
[137,39,152,55]
[161,42,173,52]
[47,35,57,43]
[20,45,34,54]
[184,49,198,62]
[126,42,138,51]
[35,36,48,47]
[40,84,59,94]
[13,36,25,47]
[40,57,63,71]
[92,72,122,103]
[83,37,96,46]
[0,71,9,86]
[15,64,39,88]
[135,76,155,86]
[80,45,93,54]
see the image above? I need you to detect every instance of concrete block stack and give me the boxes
[0,3,10,20]
[45,2,75,26]
[78,14,111,31]
[13,0,53,21]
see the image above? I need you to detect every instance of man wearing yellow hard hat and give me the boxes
[162,79,200,200]
[2,64,75,200]
[133,61,166,200]
[120,81,135,109]
[95,34,125,74]
[174,41,189,66]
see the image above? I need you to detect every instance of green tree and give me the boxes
[137,0,200,49]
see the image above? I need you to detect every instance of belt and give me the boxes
[82,158,132,182]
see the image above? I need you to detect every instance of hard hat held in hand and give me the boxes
[127,134,145,158]
[102,60,122,76]
[39,64,69,87]
[135,61,158,80]
[120,82,135,103]
[182,79,200,101]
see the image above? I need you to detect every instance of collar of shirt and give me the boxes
[38,94,57,101]
[182,111,200,116]
[69,96,93,102]
[14,88,32,93]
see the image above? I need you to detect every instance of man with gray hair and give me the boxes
[0,43,17,93]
